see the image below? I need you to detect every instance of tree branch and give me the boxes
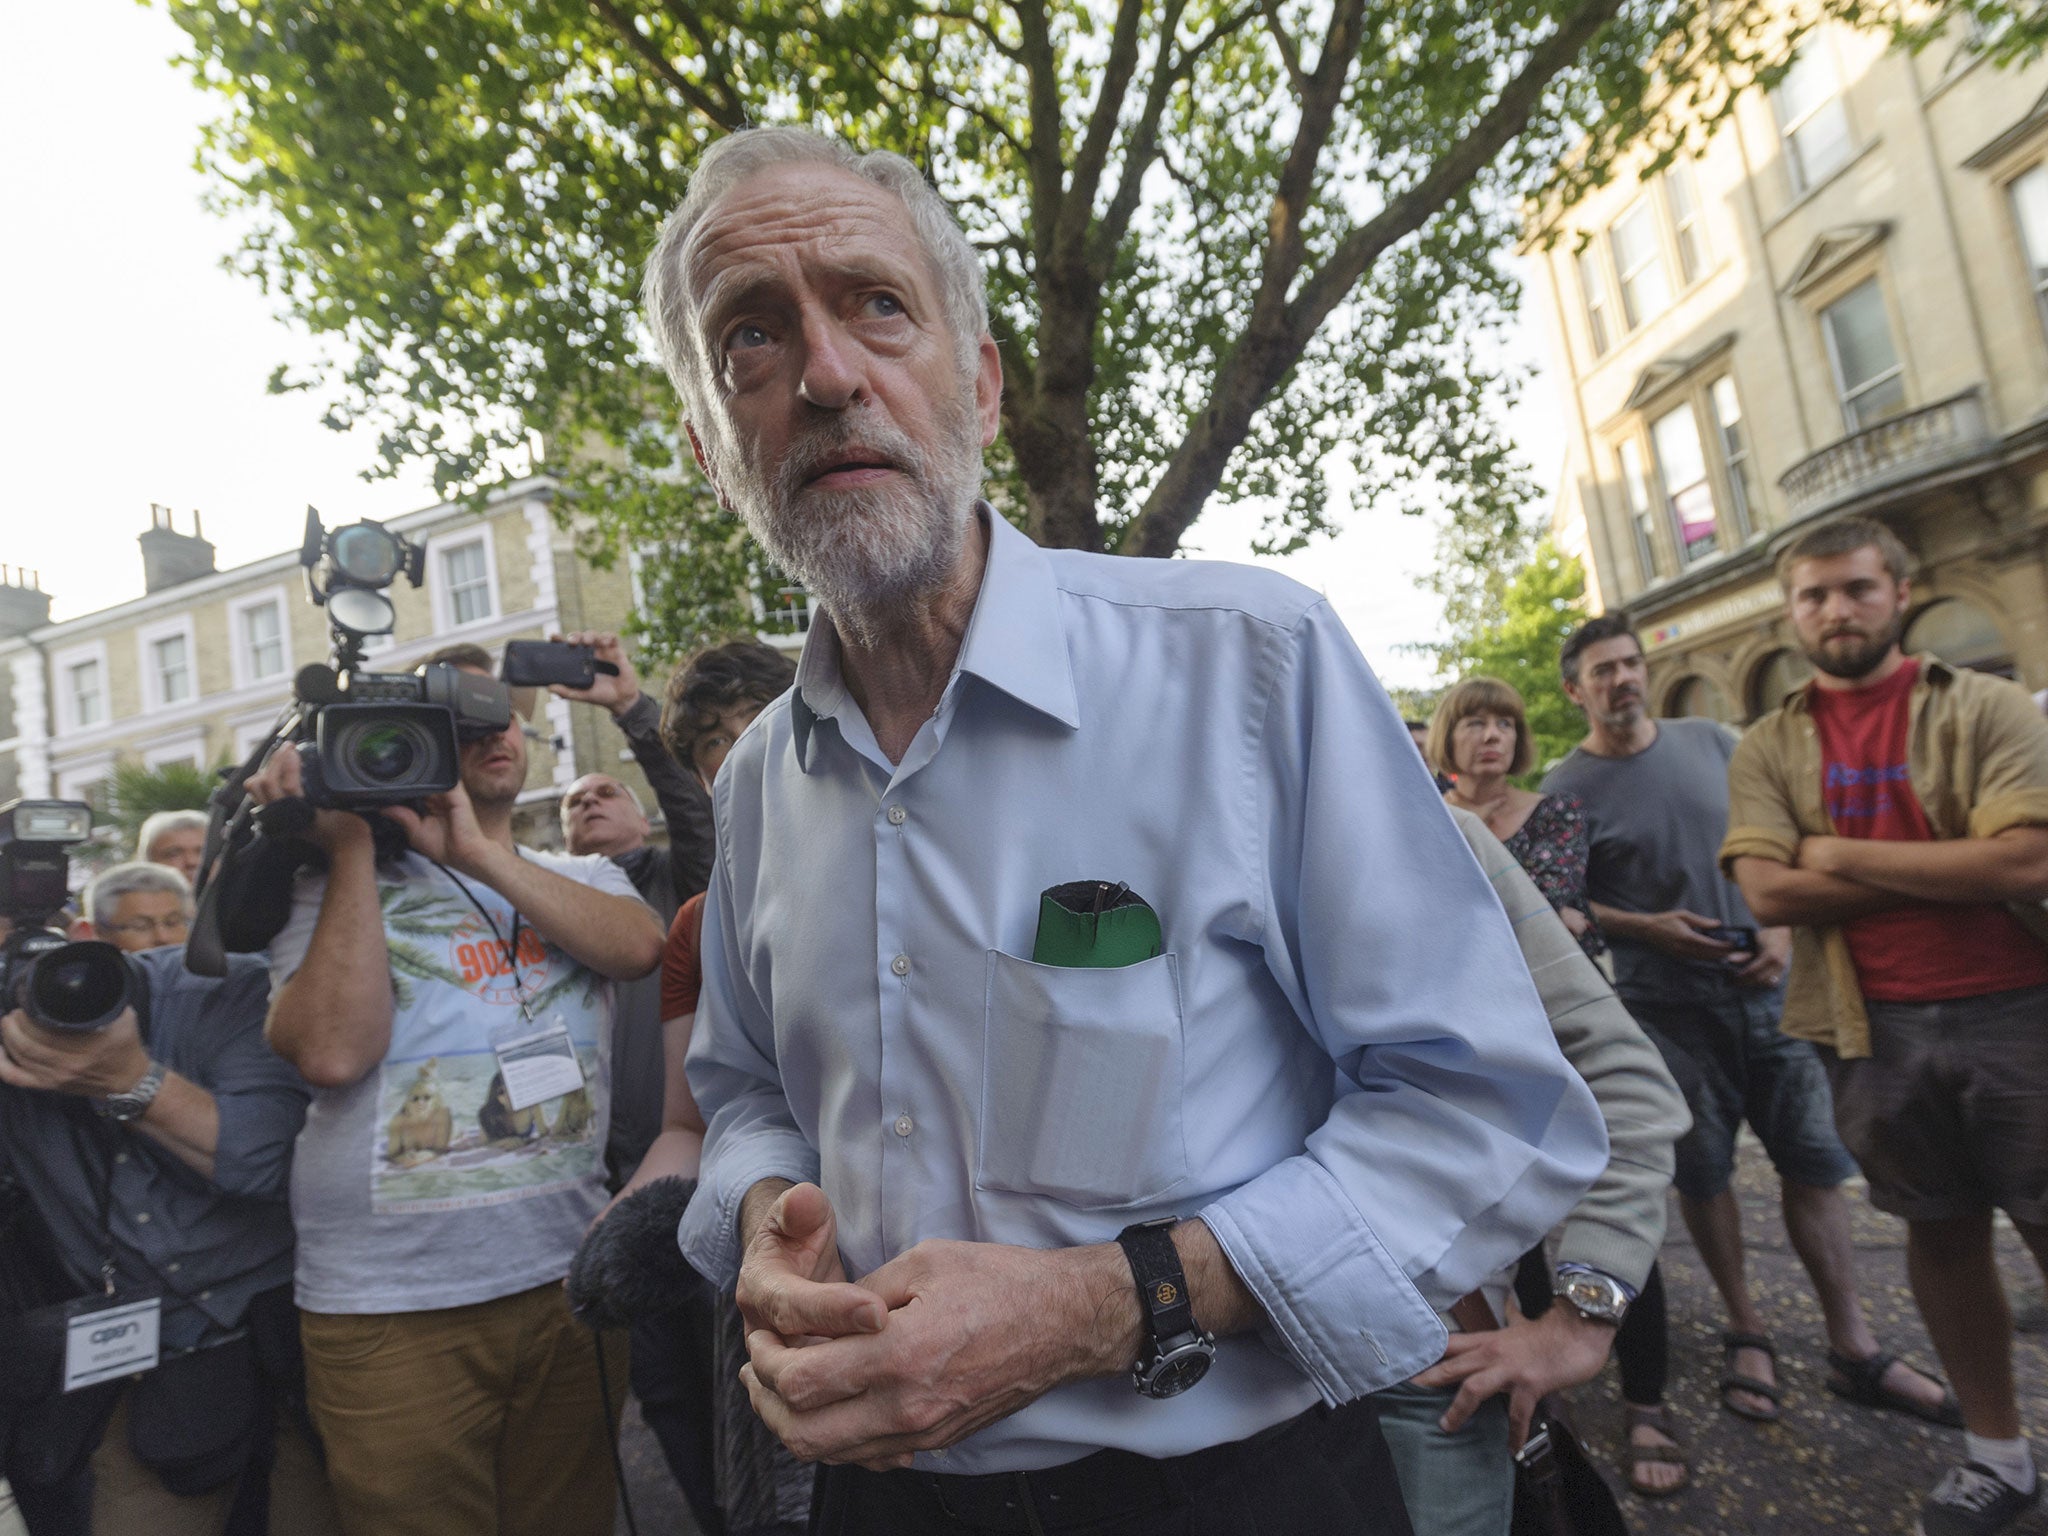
[1120,0,1627,558]
[589,0,745,130]
[1009,0,1070,260]
[841,39,1027,161]
[1061,0,1149,260]
[1092,0,1200,271]
[928,3,1024,61]
[1259,0,1308,95]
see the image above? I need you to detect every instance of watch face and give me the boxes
[1561,1275,1624,1321]
[1143,1346,1213,1398]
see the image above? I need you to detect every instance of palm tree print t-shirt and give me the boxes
[267,847,642,1313]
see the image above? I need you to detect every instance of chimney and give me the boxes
[139,504,217,593]
[0,565,52,637]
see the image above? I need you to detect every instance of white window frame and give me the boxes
[1578,246,1614,357]
[136,615,199,714]
[427,524,502,633]
[55,752,116,815]
[140,728,207,771]
[1610,195,1673,330]
[226,585,294,691]
[1616,437,1661,586]
[1821,278,1907,432]
[2008,161,2048,345]
[50,639,110,735]
[1649,402,1720,567]
[1773,41,1855,196]
[1667,158,1710,284]
[1708,374,1755,539]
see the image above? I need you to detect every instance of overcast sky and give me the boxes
[1,1,1561,690]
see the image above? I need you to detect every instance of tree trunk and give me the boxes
[1006,258,1106,551]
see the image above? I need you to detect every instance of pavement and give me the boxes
[1560,1135,2048,1536]
[611,1132,2048,1535]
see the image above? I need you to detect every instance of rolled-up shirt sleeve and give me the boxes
[177,956,311,1201]
[677,820,823,1291]
[1198,603,1608,1401]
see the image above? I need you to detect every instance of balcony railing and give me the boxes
[1778,389,1995,523]
[762,586,813,634]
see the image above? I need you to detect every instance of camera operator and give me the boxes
[0,862,333,1535]
[547,630,713,1187]
[248,642,663,1536]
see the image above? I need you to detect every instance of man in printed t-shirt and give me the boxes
[249,641,664,1536]
[1725,517,2048,1536]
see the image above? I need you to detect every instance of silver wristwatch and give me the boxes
[1552,1266,1632,1327]
[99,1060,168,1123]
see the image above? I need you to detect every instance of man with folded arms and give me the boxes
[639,126,1607,1535]
[1725,517,2048,1536]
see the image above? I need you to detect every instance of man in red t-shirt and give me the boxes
[1725,518,2048,1536]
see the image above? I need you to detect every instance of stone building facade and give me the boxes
[1532,17,2048,721]
[0,479,790,854]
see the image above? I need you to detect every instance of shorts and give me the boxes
[1824,982,2048,1225]
[1627,989,1858,1201]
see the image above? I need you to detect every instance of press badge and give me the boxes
[63,1294,161,1392]
[490,1013,586,1111]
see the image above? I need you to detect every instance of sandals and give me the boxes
[1623,1402,1691,1498]
[1825,1348,1966,1428]
[1719,1330,1783,1422]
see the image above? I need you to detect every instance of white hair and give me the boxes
[642,127,989,418]
[558,775,645,828]
[87,861,193,927]
[137,809,208,859]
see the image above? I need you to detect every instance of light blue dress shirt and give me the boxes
[679,510,1607,1473]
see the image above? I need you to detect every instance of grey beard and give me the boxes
[715,402,984,647]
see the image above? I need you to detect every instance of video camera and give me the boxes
[184,509,515,972]
[0,800,139,1033]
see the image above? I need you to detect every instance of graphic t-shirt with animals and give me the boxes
[269,848,641,1313]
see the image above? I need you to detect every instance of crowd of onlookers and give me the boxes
[6,116,2048,1536]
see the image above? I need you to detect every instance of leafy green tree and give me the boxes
[106,758,220,855]
[1419,533,1586,778]
[163,0,1971,660]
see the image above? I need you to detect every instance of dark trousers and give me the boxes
[1515,1250,1670,1406]
[809,1398,1413,1536]
[631,1280,726,1536]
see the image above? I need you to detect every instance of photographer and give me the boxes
[0,862,329,1535]
[249,642,663,1536]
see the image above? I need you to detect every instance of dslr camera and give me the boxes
[0,800,139,1033]
[289,509,512,807]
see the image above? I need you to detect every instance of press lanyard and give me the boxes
[435,860,534,1017]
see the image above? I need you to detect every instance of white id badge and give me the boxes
[490,1014,586,1111]
[63,1294,161,1392]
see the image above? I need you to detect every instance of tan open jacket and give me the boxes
[1717,654,2048,1059]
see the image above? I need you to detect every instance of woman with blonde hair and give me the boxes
[1427,677,1689,1497]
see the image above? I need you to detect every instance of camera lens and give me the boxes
[336,718,434,788]
[20,942,135,1033]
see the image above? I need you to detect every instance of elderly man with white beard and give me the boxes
[646,127,1608,1536]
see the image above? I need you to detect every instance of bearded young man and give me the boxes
[640,126,1608,1536]
[245,642,664,1536]
[1724,517,2048,1536]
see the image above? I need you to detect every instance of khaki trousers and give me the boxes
[301,1282,626,1536]
[91,1387,342,1536]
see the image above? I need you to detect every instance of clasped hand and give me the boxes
[1410,1302,1617,1452]
[737,1183,1107,1470]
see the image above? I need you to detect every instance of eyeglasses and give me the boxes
[102,914,191,939]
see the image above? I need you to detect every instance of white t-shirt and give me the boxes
[268,847,641,1314]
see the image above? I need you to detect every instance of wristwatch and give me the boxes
[98,1060,168,1124]
[1552,1264,1633,1327]
[1115,1218,1216,1398]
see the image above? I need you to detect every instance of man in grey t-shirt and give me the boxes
[1547,615,1952,1430]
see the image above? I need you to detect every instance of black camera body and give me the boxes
[295,663,511,809]
[0,800,139,1034]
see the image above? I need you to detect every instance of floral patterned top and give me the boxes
[1502,792,1606,957]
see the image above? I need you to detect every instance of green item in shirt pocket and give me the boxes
[1031,881,1163,968]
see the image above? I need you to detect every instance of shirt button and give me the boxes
[894,1114,914,1137]
[199,1290,212,1302]
[113,1153,129,1165]
[887,805,907,825]
[890,954,911,977]
[166,1262,181,1274]
[135,1213,151,1224]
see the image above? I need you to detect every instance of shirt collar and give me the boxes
[1783,650,1953,714]
[788,504,1080,772]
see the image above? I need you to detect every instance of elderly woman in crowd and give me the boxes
[1427,678,1689,1499]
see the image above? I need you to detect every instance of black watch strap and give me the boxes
[1116,1218,1195,1345]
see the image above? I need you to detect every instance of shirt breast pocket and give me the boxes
[978,949,1189,1211]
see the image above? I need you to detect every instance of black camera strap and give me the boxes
[432,861,534,1019]
[62,1103,213,1318]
